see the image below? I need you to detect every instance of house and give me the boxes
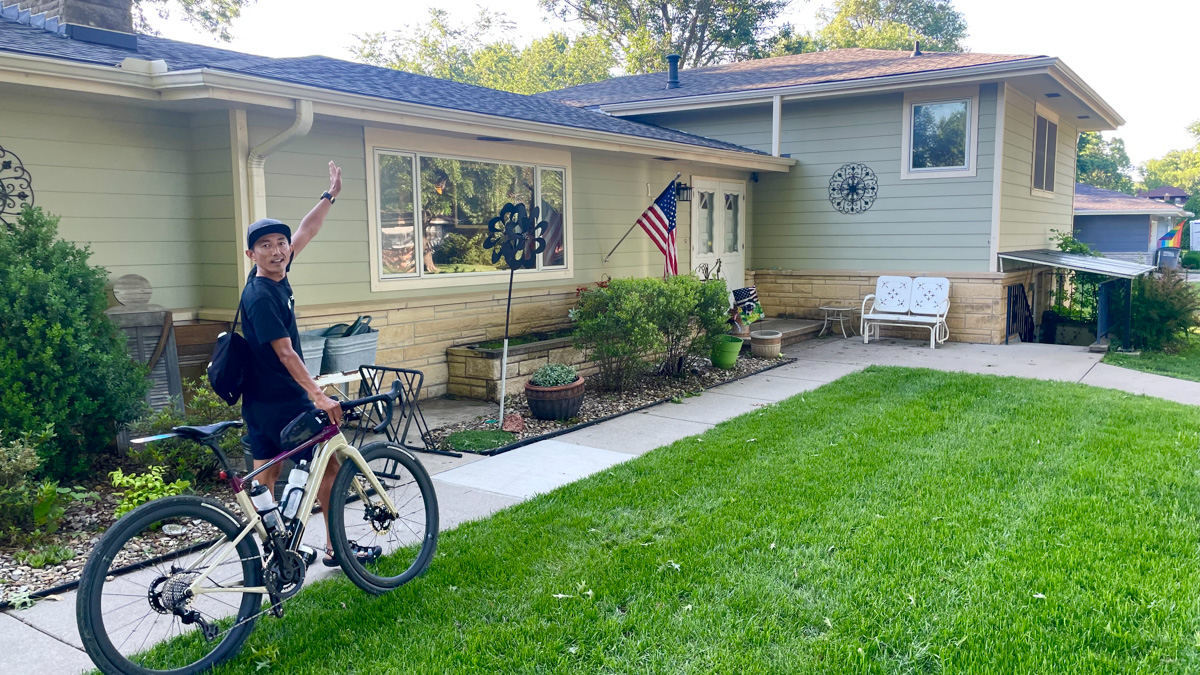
[1136,185,1189,206]
[0,0,1123,399]
[1074,183,1193,263]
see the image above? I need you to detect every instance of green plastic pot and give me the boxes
[710,348,739,369]
[714,335,745,353]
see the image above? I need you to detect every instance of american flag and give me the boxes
[636,181,678,276]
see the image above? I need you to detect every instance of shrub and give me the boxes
[1049,229,1105,322]
[1128,269,1200,352]
[127,377,242,485]
[572,278,662,391]
[0,207,148,479]
[1181,250,1200,270]
[0,426,76,546]
[529,363,578,387]
[109,466,191,517]
[649,276,730,376]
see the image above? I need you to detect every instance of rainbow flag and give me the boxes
[1159,219,1186,248]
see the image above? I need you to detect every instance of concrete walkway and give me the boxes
[5,337,1196,674]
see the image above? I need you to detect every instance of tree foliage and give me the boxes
[537,0,800,74]
[0,207,148,479]
[1076,132,1135,194]
[353,8,616,95]
[1139,120,1200,199]
[133,0,254,42]
[812,0,968,52]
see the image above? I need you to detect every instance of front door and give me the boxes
[691,179,746,288]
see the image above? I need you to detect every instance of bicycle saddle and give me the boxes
[172,420,244,440]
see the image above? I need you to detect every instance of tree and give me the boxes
[354,8,615,95]
[133,0,254,42]
[1076,132,1135,194]
[1140,120,1200,199]
[536,0,798,74]
[812,0,968,52]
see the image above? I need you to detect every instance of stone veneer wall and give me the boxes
[446,337,595,402]
[746,269,1047,345]
[292,286,578,399]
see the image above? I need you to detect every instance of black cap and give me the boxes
[247,218,291,250]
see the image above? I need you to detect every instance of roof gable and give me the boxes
[538,48,1045,108]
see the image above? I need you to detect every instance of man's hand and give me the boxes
[328,161,342,199]
[315,392,343,426]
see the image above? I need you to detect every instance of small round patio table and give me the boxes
[818,305,857,338]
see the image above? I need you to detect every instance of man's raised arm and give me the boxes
[290,160,342,258]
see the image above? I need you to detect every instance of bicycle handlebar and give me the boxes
[336,379,402,435]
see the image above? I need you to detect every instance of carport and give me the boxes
[998,249,1156,348]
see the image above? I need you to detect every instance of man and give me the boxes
[242,160,362,567]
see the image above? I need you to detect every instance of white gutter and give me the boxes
[246,98,312,226]
[0,51,794,172]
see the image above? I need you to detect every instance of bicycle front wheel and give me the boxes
[76,495,263,675]
[329,442,439,594]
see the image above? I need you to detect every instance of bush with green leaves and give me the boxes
[1049,229,1105,322]
[109,466,191,518]
[571,278,662,391]
[0,426,81,546]
[1127,269,1200,352]
[16,544,75,569]
[0,206,148,479]
[529,363,579,387]
[1181,250,1200,270]
[127,376,242,485]
[649,276,729,376]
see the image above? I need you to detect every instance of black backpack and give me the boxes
[208,270,255,405]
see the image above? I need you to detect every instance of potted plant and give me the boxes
[525,364,585,420]
[710,334,743,370]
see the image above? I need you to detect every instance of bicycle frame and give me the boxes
[186,426,398,598]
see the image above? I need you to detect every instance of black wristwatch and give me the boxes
[321,191,336,204]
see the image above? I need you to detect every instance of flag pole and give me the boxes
[602,173,680,264]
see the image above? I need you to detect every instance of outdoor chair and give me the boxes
[860,276,951,349]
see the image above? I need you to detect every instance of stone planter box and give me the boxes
[447,336,597,402]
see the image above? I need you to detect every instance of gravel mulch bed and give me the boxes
[430,355,794,451]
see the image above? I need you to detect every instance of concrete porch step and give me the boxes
[740,318,824,346]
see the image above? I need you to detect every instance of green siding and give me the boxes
[997,87,1078,252]
[0,87,208,309]
[638,105,773,154]
[631,86,998,273]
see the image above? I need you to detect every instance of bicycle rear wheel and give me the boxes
[328,442,438,595]
[77,495,263,675]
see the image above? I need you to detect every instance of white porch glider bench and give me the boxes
[860,276,950,349]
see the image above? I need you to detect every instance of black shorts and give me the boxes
[243,397,316,462]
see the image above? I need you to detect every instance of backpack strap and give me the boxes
[232,265,258,333]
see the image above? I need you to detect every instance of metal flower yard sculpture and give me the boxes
[0,145,35,229]
[484,202,547,425]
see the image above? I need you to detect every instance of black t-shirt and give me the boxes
[241,274,308,404]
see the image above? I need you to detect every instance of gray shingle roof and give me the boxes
[1136,185,1189,199]
[538,48,1046,108]
[0,17,764,156]
[1075,183,1188,214]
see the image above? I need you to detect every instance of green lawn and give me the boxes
[1104,332,1200,382]
[191,367,1199,673]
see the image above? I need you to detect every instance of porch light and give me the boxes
[675,182,692,202]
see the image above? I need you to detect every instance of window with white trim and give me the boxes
[1032,111,1058,193]
[900,88,979,180]
[375,151,567,279]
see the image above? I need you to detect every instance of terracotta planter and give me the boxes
[525,376,585,421]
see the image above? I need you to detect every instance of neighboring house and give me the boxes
[1137,185,1189,206]
[1074,183,1192,263]
[0,0,1123,398]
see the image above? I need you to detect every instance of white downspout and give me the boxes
[771,95,782,157]
[247,99,314,227]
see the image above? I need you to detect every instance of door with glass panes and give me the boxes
[690,179,746,288]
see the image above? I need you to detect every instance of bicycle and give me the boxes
[76,381,439,675]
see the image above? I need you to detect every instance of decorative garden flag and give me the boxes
[636,181,679,276]
[1159,219,1186,248]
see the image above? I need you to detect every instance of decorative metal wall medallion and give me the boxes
[0,145,34,227]
[828,162,877,214]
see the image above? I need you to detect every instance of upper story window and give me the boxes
[901,88,979,180]
[366,126,572,292]
[1032,107,1058,194]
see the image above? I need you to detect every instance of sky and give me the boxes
[155,0,1200,169]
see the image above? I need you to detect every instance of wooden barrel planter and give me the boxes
[750,330,782,359]
[525,376,586,420]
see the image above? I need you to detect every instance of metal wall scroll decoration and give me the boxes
[0,145,35,228]
[828,162,878,214]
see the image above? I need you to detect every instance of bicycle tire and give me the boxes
[77,495,263,675]
[328,442,438,595]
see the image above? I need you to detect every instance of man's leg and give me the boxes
[251,459,283,496]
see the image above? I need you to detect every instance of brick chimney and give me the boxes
[5,0,132,33]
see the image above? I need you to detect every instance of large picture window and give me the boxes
[900,88,979,180]
[375,150,568,279]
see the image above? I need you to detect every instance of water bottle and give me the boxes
[280,461,310,521]
[248,481,283,532]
